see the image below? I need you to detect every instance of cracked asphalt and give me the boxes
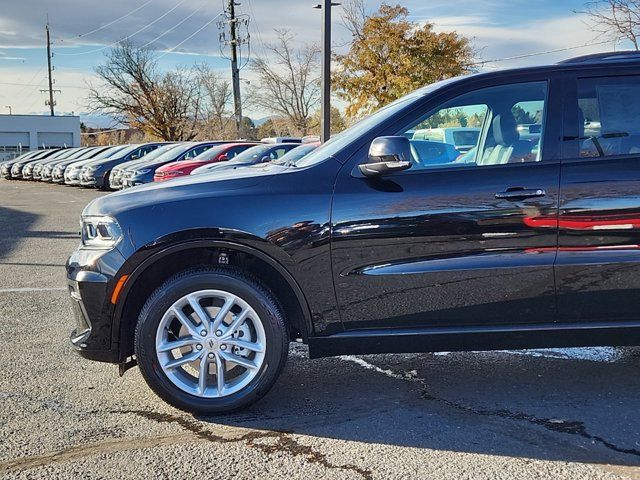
[2,180,640,479]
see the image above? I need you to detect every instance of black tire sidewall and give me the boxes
[135,269,287,414]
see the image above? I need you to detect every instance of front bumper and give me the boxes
[67,247,127,363]
[52,171,65,183]
[122,174,147,188]
[80,172,99,187]
[65,172,81,185]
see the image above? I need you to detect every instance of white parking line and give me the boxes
[0,287,66,293]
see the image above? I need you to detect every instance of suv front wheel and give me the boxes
[135,267,288,414]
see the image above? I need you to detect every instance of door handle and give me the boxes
[495,187,546,200]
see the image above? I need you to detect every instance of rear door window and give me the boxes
[573,76,640,158]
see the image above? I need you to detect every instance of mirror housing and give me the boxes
[260,155,271,163]
[359,136,412,177]
[218,154,229,161]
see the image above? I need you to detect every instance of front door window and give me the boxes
[398,81,548,170]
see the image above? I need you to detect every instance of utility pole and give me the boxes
[42,21,61,116]
[229,0,243,138]
[219,1,250,139]
[315,1,339,143]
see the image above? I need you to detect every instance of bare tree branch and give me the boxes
[250,30,321,136]
[577,0,640,49]
[87,40,205,141]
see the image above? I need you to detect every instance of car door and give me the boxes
[556,71,640,321]
[331,77,562,331]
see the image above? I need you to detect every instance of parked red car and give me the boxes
[153,142,257,182]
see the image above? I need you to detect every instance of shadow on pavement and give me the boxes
[205,345,640,468]
[0,206,40,261]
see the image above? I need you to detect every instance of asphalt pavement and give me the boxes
[1,180,640,479]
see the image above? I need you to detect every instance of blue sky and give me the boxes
[0,0,628,125]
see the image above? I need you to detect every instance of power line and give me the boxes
[77,0,154,38]
[157,13,223,59]
[473,39,613,66]
[139,1,208,49]
[56,0,189,56]
[245,0,267,58]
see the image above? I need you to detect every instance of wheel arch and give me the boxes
[114,239,313,362]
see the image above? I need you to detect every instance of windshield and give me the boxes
[191,145,227,162]
[111,144,143,158]
[136,143,182,162]
[145,143,195,164]
[95,145,129,160]
[69,147,100,159]
[296,77,462,168]
[274,144,318,165]
[56,148,85,160]
[229,145,273,163]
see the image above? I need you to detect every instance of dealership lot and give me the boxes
[2,181,640,479]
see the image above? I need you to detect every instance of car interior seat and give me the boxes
[477,113,533,165]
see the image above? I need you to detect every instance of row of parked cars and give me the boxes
[0,137,320,189]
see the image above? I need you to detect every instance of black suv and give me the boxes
[67,52,640,414]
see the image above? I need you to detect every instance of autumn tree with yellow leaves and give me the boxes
[334,3,475,120]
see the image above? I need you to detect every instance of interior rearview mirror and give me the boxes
[359,136,412,177]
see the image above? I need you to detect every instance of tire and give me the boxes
[135,267,288,414]
[97,171,111,191]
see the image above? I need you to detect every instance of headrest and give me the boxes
[493,113,519,146]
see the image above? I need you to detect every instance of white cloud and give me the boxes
[430,13,620,68]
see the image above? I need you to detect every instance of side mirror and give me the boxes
[261,155,271,163]
[359,136,412,177]
[218,154,229,162]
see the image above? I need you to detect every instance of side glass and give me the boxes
[398,81,548,170]
[574,76,640,158]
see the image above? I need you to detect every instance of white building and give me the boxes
[0,115,81,160]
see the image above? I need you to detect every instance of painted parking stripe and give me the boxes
[0,287,66,293]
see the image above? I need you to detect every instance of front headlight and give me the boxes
[135,168,151,175]
[81,215,123,249]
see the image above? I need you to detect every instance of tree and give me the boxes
[334,4,474,120]
[309,106,347,135]
[197,65,234,139]
[341,0,367,40]
[256,117,292,138]
[88,41,204,141]
[579,0,640,50]
[512,105,537,125]
[250,30,321,136]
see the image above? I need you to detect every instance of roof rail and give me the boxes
[559,51,640,65]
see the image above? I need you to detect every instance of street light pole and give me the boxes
[315,1,339,143]
[321,0,331,143]
[5,106,11,115]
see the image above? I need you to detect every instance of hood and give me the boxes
[156,159,203,173]
[84,162,292,217]
[192,159,253,175]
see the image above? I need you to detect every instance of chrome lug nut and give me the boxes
[200,330,207,336]
[196,344,203,351]
[208,353,215,359]
[215,330,223,337]
[220,344,227,351]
